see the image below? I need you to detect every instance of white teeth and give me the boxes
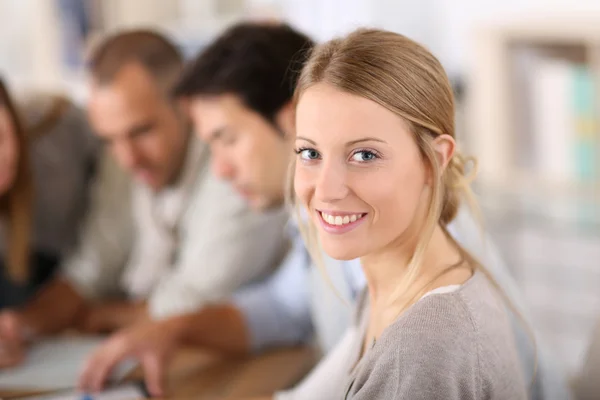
[321,212,364,226]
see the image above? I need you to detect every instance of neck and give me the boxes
[360,224,461,306]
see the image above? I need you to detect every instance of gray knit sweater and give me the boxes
[343,271,527,399]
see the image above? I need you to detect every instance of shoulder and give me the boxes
[388,273,511,356]
[351,274,526,399]
[19,94,91,142]
[352,293,483,400]
[21,94,99,181]
[385,288,480,360]
[349,293,480,400]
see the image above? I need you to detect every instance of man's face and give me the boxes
[88,62,187,190]
[190,95,293,211]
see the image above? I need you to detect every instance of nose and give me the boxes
[113,140,142,171]
[314,159,349,203]
[211,153,236,181]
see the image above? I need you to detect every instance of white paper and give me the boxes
[0,337,137,391]
[17,382,145,400]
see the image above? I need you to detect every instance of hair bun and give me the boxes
[448,152,477,189]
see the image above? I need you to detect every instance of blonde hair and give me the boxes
[287,28,537,382]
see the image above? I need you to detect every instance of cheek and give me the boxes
[293,165,314,207]
[368,163,428,236]
[140,135,164,160]
[0,122,17,166]
[225,136,256,179]
[254,138,288,185]
[0,135,19,193]
[6,136,18,167]
[241,135,260,169]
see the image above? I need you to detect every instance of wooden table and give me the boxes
[0,346,317,399]
[157,346,317,399]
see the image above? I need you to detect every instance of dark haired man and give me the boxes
[0,29,287,371]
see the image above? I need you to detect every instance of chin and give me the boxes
[251,197,284,212]
[137,172,163,191]
[319,238,365,261]
[248,197,268,212]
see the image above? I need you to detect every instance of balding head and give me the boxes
[89,30,183,94]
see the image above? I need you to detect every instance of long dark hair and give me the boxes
[0,77,32,282]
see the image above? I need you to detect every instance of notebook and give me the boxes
[16,382,146,400]
[0,337,137,392]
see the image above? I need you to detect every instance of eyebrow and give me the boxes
[100,120,155,144]
[346,137,387,146]
[127,121,155,137]
[207,127,228,143]
[295,136,387,146]
[295,136,316,144]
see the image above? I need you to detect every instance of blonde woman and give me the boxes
[290,29,527,399]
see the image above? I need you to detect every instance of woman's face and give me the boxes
[294,83,431,261]
[0,105,19,196]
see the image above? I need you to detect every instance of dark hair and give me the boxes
[0,77,32,282]
[89,30,183,93]
[174,22,314,123]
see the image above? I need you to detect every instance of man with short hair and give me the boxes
[78,23,569,400]
[0,29,288,368]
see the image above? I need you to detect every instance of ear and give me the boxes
[274,101,296,139]
[432,134,455,172]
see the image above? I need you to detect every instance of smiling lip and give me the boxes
[316,210,368,234]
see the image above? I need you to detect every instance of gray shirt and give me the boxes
[345,272,527,399]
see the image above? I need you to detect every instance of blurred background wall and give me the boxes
[0,0,599,381]
[4,0,600,95]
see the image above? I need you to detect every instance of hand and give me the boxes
[75,304,119,334]
[0,310,28,368]
[78,317,186,397]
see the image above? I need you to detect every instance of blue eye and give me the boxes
[298,148,320,160]
[351,151,378,162]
